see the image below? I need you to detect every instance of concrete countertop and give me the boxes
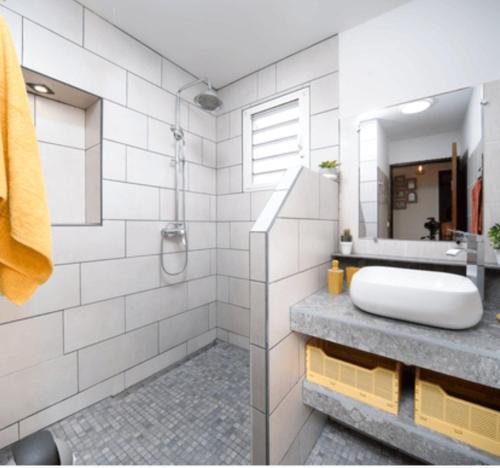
[290,289,500,389]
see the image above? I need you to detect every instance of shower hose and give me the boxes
[160,140,189,277]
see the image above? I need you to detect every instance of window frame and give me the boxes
[242,88,310,192]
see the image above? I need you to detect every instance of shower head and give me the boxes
[194,85,223,111]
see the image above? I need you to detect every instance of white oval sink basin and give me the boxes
[350,266,483,330]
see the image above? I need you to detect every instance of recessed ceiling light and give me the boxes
[400,98,433,114]
[27,82,54,95]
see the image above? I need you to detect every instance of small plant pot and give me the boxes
[496,250,500,265]
[319,167,338,180]
[340,241,353,255]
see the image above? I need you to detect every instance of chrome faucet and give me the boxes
[446,230,484,299]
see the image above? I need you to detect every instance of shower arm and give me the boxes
[173,77,212,133]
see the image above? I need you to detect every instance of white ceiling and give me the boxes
[78,0,409,88]
[361,87,473,141]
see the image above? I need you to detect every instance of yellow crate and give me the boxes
[306,339,402,415]
[415,368,500,456]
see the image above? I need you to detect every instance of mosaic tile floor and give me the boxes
[0,342,251,465]
[306,420,421,465]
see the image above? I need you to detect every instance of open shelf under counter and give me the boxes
[303,380,500,465]
[290,290,500,389]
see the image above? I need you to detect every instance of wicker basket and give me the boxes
[306,339,402,415]
[415,368,500,456]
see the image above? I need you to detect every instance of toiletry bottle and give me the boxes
[328,260,344,295]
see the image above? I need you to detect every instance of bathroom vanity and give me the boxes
[291,264,500,464]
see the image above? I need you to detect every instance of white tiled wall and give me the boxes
[215,36,339,356]
[249,167,338,464]
[0,1,217,447]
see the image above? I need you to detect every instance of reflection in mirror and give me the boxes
[358,86,483,241]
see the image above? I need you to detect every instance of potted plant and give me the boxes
[340,228,353,255]
[488,223,500,265]
[318,160,340,180]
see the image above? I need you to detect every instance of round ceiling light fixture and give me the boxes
[400,98,434,115]
[27,82,54,95]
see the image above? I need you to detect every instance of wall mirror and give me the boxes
[357,86,483,241]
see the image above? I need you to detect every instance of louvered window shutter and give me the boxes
[243,88,309,191]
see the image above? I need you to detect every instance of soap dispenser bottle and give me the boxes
[328,260,344,295]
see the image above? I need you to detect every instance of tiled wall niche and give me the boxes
[24,67,102,225]
[0,1,216,450]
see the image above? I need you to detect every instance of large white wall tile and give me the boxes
[217,137,242,168]
[279,169,320,219]
[0,264,80,325]
[10,0,83,44]
[311,73,339,114]
[81,256,160,303]
[250,281,266,347]
[24,21,126,104]
[0,313,62,377]
[52,221,125,264]
[148,118,175,156]
[185,192,211,221]
[102,140,126,181]
[251,345,266,412]
[127,147,175,188]
[126,284,186,331]
[126,221,168,256]
[228,277,250,308]
[311,110,339,149]
[269,380,310,464]
[276,36,338,91]
[103,180,159,220]
[217,193,251,221]
[203,139,216,167]
[64,298,125,352]
[250,232,266,282]
[216,302,250,337]
[188,163,216,194]
[230,222,253,250]
[269,333,300,412]
[217,249,249,279]
[217,113,230,141]
[187,222,216,250]
[299,220,335,270]
[268,219,299,282]
[268,267,321,347]
[20,374,124,438]
[103,101,147,148]
[187,276,217,310]
[128,74,175,123]
[159,306,209,351]
[319,177,339,220]
[84,10,161,85]
[0,354,77,429]
[78,324,157,389]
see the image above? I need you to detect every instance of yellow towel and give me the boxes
[0,16,53,305]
